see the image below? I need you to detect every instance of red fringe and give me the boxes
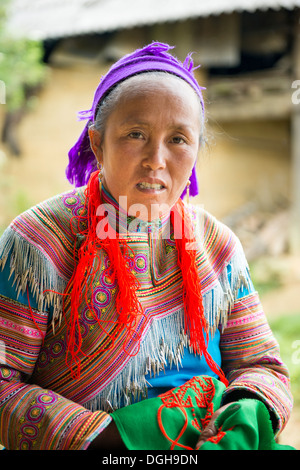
[63,171,145,378]
[62,170,228,385]
[172,200,228,386]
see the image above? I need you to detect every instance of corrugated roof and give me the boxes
[6,0,300,40]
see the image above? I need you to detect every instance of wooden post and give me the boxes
[290,9,300,255]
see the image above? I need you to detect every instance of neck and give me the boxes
[101,184,172,236]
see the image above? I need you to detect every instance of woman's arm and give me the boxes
[195,290,292,449]
[0,292,116,450]
[220,291,292,435]
[0,368,113,450]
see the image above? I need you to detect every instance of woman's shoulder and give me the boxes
[30,186,86,219]
[189,203,237,242]
[0,187,87,309]
[11,186,86,236]
[188,203,251,295]
[0,186,87,275]
[188,203,243,266]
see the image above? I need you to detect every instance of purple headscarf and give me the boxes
[66,42,205,198]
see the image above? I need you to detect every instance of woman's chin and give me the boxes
[127,192,173,221]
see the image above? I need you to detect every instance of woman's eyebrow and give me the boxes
[120,118,150,127]
[120,118,197,132]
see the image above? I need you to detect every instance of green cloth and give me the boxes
[200,399,294,450]
[112,375,294,451]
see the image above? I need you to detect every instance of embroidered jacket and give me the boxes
[0,187,292,449]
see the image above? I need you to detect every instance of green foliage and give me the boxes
[0,0,47,111]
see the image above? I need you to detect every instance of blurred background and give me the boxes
[0,0,300,448]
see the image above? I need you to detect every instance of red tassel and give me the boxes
[64,171,145,378]
[62,170,227,385]
[172,200,228,386]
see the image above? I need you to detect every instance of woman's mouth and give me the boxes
[137,182,165,191]
[136,180,166,192]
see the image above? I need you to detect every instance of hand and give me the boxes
[195,403,234,450]
[88,420,126,450]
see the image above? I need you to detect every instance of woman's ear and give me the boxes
[88,127,103,163]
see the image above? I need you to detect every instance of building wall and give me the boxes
[196,118,291,218]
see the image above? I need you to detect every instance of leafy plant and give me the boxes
[0,0,47,112]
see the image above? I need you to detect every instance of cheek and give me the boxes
[103,146,130,176]
[103,156,136,196]
[171,150,197,177]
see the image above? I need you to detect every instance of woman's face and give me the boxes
[89,75,202,220]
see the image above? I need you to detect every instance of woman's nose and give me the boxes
[142,141,167,170]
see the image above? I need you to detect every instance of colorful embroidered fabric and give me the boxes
[0,186,293,449]
[112,376,295,450]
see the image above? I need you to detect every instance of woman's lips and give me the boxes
[137,182,164,190]
[136,179,166,192]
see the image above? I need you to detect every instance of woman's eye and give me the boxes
[128,131,143,139]
[171,136,186,144]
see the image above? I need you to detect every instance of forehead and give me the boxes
[119,73,200,103]
[109,73,203,124]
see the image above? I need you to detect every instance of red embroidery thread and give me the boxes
[157,376,217,450]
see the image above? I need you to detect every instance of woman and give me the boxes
[0,42,293,450]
